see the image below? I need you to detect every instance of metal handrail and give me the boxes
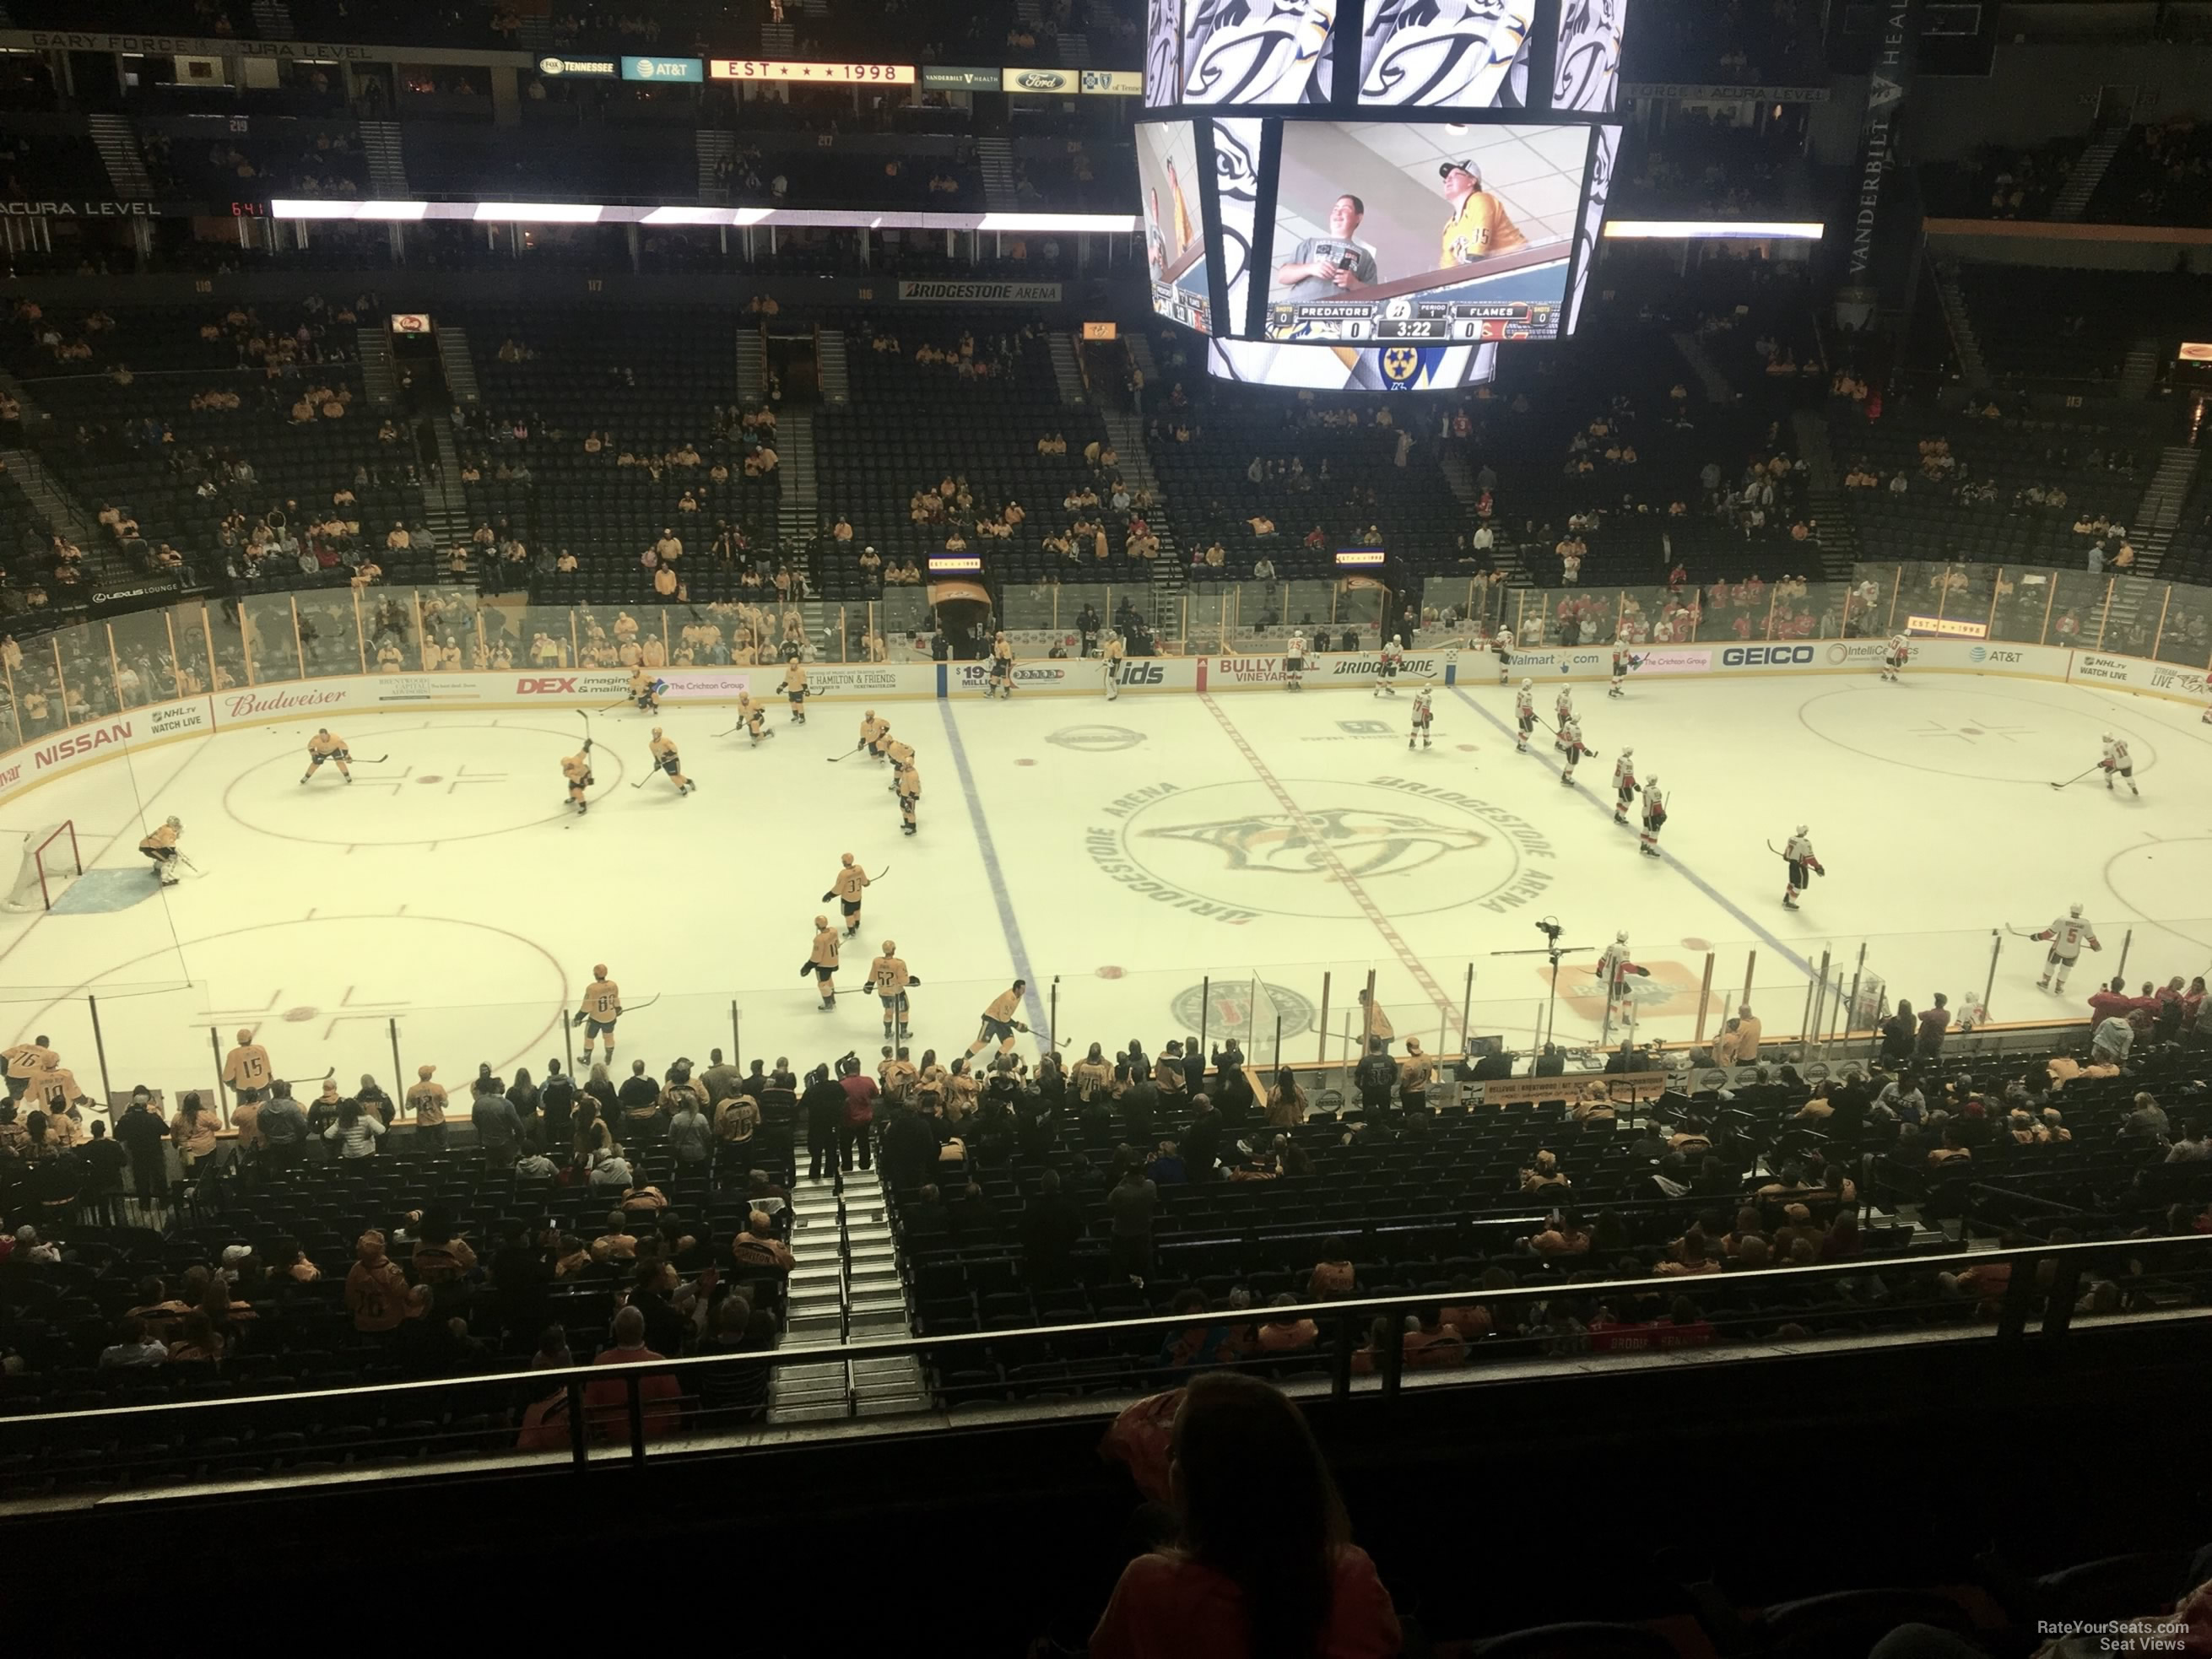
[8,1233,2200,1440]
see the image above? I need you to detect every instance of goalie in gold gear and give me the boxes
[138,815,184,885]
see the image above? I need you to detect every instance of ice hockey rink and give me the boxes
[0,661,2207,1112]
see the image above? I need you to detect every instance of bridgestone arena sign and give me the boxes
[896,281,1063,303]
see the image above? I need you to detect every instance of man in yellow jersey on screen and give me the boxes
[1437,159,1526,267]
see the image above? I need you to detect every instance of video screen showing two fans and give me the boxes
[1262,118,1590,346]
[1144,0,1623,115]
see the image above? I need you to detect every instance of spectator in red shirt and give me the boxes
[1089,1372,1403,1659]
[585,1305,683,1440]
[2086,975,2153,1027]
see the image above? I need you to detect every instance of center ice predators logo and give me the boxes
[1142,806,1488,878]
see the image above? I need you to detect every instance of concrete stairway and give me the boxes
[435,322,480,407]
[420,414,471,553]
[695,129,735,203]
[735,327,767,403]
[1047,330,1088,404]
[776,413,815,548]
[86,114,154,197]
[976,137,1019,211]
[1791,408,1862,583]
[360,122,408,196]
[2130,446,2202,573]
[2051,126,2128,222]
[1669,331,1734,405]
[2117,341,2160,401]
[816,327,851,407]
[355,325,398,408]
[1933,263,1990,389]
[771,1165,928,1422]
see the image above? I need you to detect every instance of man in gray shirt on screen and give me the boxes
[1273,193,1380,301]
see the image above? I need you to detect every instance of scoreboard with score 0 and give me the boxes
[1267,298,1554,343]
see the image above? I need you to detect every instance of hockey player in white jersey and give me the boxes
[1285,629,1308,692]
[1595,932,1649,1026]
[1609,646,1636,699]
[1554,684,1575,743]
[1780,824,1824,911]
[1493,625,1514,685]
[1372,636,1403,697]
[1407,684,1434,749]
[1558,716,1592,786]
[1638,775,1665,858]
[1513,680,1536,753]
[1611,747,1638,825]
[2031,904,2101,992]
[2099,732,2139,795]
[1880,633,1909,683]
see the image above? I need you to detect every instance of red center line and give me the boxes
[1198,694,1462,1040]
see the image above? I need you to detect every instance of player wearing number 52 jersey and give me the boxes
[1437,159,1527,267]
[2033,904,2101,992]
[869,943,918,1041]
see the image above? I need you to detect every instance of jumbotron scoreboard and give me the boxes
[1136,0,1628,389]
[1268,297,1556,343]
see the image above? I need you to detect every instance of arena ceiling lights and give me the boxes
[1603,219,1824,240]
[268,199,1138,232]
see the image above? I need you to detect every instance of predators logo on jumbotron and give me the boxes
[1380,344,1421,385]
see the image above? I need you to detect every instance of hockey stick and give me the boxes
[624,993,663,1013]
[826,745,865,762]
[350,754,390,765]
[2005,925,2043,938]
[2048,765,2101,792]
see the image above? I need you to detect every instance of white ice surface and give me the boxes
[0,667,2206,1110]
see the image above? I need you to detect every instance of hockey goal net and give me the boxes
[1,821,80,912]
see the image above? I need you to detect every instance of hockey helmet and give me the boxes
[1646,772,1659,785]
[236,1028,254,1045]
[2069,902,2084,917]
[165,815,181,830]
[1389,635,1401,648]
[592,963,608,978]
[1615,931,1629,944]
[882,939,896,954]
[815,914,830,930]
[651,726,663,737]
[841,852,856,867]
[2101,732,2112,742]
[1795,824,1809,836]
[1521,678,1532,689]
[1622,746,1633,757]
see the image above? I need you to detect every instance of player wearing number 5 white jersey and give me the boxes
[2032,905,2101,993]
[2100,733,2139,795]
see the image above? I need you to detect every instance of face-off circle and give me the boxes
[222,722,625,846]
